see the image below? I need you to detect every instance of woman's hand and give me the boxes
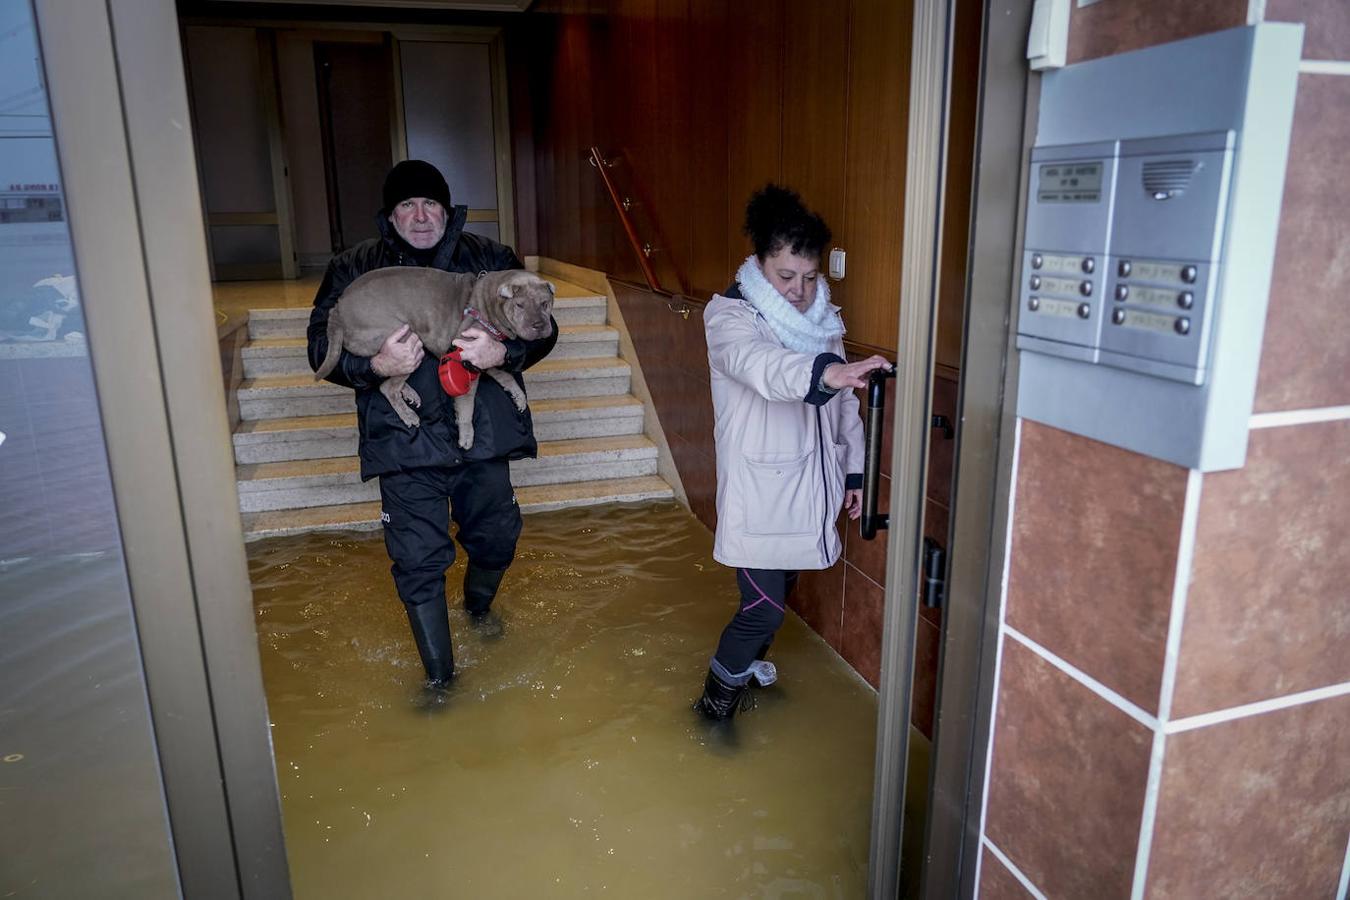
[371,324,424,377]
[453,327,507,369]
[844,489,863,520]
[823,355,892,390]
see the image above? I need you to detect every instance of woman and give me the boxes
[693,184,891,720]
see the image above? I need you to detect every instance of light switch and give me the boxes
[828,247,846,280]
[1027,0,1070,71]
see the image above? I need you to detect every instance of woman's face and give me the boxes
[759,246,820,312]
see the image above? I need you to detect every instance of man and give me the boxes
[307,159,557,689]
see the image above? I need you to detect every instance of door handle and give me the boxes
[860,367,896,540]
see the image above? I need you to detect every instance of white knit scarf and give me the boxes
[735,254,844,353]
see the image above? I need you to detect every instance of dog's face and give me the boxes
[496,275,555,340]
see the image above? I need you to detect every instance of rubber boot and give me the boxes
[463,563,507,617]
[692,668,751,720]
[405,601,454,687]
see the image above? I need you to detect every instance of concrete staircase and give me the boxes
[232,283,674,540]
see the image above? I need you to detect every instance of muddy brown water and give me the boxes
[249,501,878,898]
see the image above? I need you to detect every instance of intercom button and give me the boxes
[1118,260,1132,277]
[1031,253,1043,269]
[1178,291,1194,310]
[1077,303,1091,319]
[1030,275,1041,290]
[1181,265,1198,284]
[1112,309,1126,325]
[1080,281,1093,297]
[1175,317,1191,335]
[1081,257,1096,274]
[1115,285,1129,302]
[1028,297,1040,311]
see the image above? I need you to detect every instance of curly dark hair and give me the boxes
[743,183,832,261]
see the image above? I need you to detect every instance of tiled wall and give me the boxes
[977,3,1350,897]
[614,282,958,737]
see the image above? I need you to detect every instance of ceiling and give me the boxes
[208,0,533,11]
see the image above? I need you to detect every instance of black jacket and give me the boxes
[307,205,558,480]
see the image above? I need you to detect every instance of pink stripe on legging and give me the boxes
[740,569,785,613]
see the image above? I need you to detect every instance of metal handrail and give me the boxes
[588,146,663,294]
[861,367,897,540]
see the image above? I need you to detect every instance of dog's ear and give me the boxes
[498,282,515,300]
[544,280,557,296]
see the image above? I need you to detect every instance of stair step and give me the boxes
[234,435,660,512]
[240,475,675,540]
[245,295,607,341]
[231,395,646,464]
[240,324,620,377]
[236,357,631,420]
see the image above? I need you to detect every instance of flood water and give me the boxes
[249,501,878,899]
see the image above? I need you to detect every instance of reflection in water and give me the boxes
[250,502,878,898]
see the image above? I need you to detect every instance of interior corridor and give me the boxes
[249,501,885,898]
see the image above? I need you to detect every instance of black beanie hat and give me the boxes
[382,160,451,212]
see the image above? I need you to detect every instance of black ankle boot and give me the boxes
[405,601,454,687]
[693,668,752,720]
[463,563,507,617]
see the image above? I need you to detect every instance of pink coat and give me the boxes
[705,294,865,570]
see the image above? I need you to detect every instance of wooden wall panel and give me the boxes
[506,28,539,255]
[511,0,978,356]
[724,0,785,275]
[686,0,730,298]
[509,0,983,699]
[779,0,852,262]
[840,0,913,350]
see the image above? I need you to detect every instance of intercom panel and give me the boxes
[1019,141,1116,361]
[1014,24,1303,471]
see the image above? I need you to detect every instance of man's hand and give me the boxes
[823,355,892,391]
[453,327,507,370]
[844,489,863,520]
[371,324,424,377]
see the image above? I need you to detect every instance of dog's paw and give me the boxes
[401,384,422,409]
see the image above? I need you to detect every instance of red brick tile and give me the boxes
[840,565,885,687]
[789,562,844,652]
[1007,421,1186,715]
[979,846,1037,899]
[1266,0,1350,61]
[1145,694,1350,898]
[985,639,1153,899]
[1066,0,1248,65]
[1254,75,1350,412]
[1173,420,1350,716]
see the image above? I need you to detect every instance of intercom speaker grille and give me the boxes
[1143,159,1201,199]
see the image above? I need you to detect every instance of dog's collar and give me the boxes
[463,306,507,342]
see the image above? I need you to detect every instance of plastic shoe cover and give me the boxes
[748,659,778,687]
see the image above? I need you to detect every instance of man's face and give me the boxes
[389,197,448,250]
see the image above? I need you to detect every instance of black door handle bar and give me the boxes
[860,367,896,541]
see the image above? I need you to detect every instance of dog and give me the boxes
[314,268,555,449]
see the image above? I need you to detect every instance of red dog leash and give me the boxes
[438,306,508,396]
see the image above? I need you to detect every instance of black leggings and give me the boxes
[711,568,798,685]
[378,460,522,609]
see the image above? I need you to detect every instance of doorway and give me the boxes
[12,0,1022,896]
[314,40,393,253]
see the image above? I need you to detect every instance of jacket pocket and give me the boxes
[740,449,821,536]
